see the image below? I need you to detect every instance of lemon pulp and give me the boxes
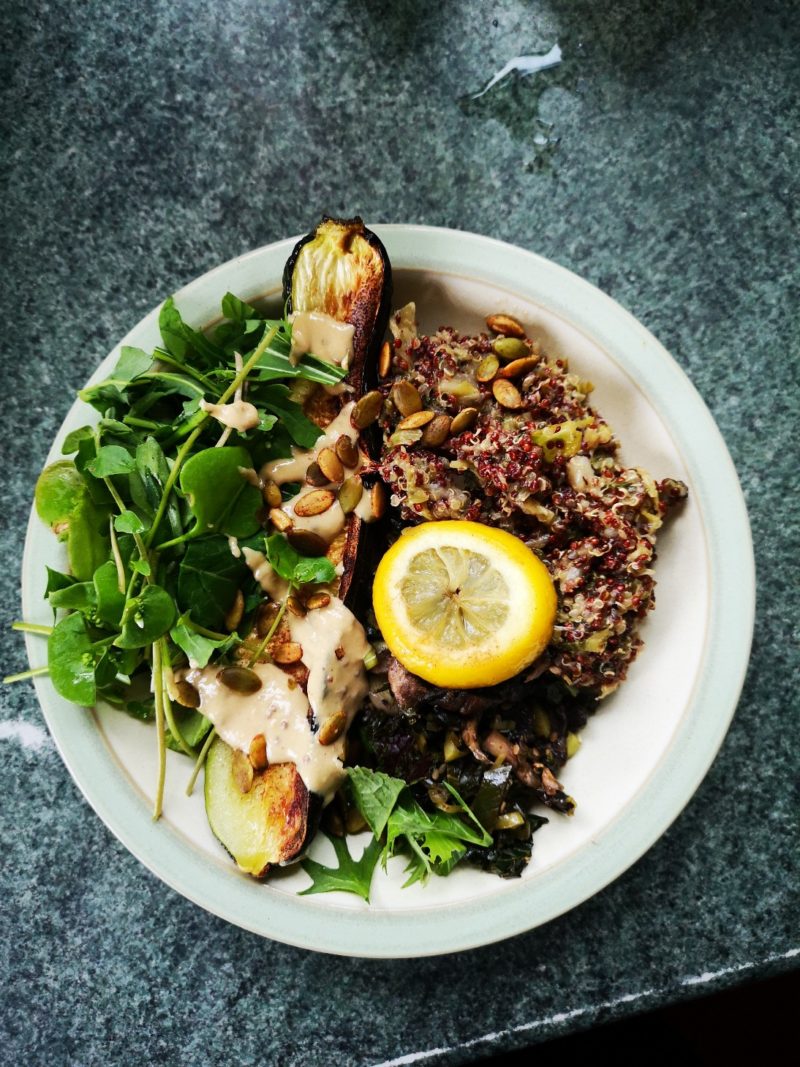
[373,520,557,689]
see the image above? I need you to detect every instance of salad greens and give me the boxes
[301,767,493,899]
[11,291,346,817]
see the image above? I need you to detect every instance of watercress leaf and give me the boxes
[114,510,146,535]
[170,613,235,668]
[35,460,86,527]
[44,567,76,597]
[264,532,300,582]
[48,581,97,614]
[257,412,278,433]
[131,558,151,576]
[94,646,120,688]
[130,437,182,540]
[158,296,224,366]
[347,767,406,839]
[292,555,337,585]
[177,537,249,630]
[259,385,322,448]
[179,446,261,539]
[48,613,97,705]
[299,833,382,902]
[93,559,126,627]
[67,495,110,581]
[172,707,212,748]
[221,292,258,322]
[159,296,189,360]
[86,445,136,478]
[62,425,95,455]
[125,700,155,722]
[115,585,177,649]
[113,346,153,383]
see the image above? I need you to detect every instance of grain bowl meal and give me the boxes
[10,217,686,898]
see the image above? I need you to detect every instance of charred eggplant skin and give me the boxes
[284,216,392,616]
[282,216,392,416]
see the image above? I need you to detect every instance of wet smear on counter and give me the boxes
[460,40,581,170]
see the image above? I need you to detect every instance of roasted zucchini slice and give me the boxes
[204,737,313,877]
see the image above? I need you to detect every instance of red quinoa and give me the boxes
[378,309,687,697]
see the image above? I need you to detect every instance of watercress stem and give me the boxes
[3,665,49,684]
[247,592,290,668]
[152,640,167,820]
[159,640,194,758]
[145,323,279,549]
[108,517,126,593]
[185,727,217,796]
[12,621,53,636]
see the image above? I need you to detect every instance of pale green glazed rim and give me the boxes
[22,225,754,957]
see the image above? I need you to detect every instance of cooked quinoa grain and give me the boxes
[378,306,687,698]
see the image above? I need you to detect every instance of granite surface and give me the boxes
[1,0,798,1064]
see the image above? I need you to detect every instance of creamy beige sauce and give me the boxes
[199,398,260,432]
[261,401,375,545]
[289,310,355,368]
[185,597,370,801]
[290,596,370,728]
[242,547,289,601]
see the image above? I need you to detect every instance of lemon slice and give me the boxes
[373,520,557,688]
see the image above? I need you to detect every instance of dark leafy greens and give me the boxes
[13,291,347,818]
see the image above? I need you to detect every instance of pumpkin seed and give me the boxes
[498,355,538,379]
[219,665,263,694]
[306,592,331,610]
[305,461,329,487]
[345,807,368,834]
[249,733,268,771]
[420,413,451,447]
[486,312,525,338]
[391,380,422,417]
[492,378,524,409]
[271,641,303,665]
[338,476,363,514]
[293,489,336,517]
[397,409,435,431]
[378,339,392,378]
[450,407,479,434]
[232,749,254,794]
[287,529,327,556]
[319,710,347,746]
[492,336,529,361]
[317,447,344,484]
[224,588,244,632]
[351,390,384,429]
[286,594,306,618]
[370,480,387,520]
[335,434,359,468]
[476,354,499,382]
[174,678,200,709]
[268,507,293,532]
[262,479,282,508]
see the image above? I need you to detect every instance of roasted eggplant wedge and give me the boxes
[204,738,316,877]
[283,215,392,404]
[203,217,391,877]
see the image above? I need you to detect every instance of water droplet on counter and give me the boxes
[459,40,578,169]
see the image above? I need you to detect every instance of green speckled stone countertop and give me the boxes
[1,1,797,1063]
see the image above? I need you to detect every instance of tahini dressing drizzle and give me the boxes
[185,597,369,800]
[289,309,355,368]
[261,400,375,543]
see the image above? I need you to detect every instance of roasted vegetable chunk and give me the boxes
[204,737,311,877]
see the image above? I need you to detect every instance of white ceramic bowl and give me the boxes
[22,226,754,957]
